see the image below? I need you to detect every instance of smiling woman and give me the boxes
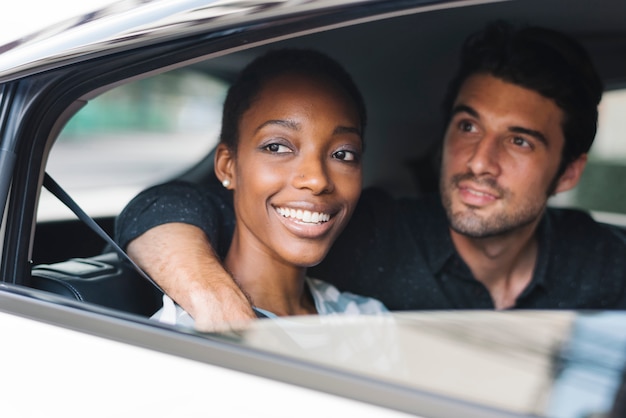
[138,49,388,325]
[218,72,363,270]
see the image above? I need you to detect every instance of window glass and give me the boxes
[38,69,227,221]
[550,89,626,225]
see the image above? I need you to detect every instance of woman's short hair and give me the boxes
[219,48,367,151]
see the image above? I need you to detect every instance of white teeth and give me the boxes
[468,189,489,197]
[276,207,331,223]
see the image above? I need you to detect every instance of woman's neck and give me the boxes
[224,230,316,316]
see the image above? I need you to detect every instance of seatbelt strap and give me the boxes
[42,173,270,319]
[42,172,164,294]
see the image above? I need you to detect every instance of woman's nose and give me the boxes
[292,156,333,194]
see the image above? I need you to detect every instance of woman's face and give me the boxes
[219,72,363,268]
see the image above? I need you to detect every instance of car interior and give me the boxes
[28,0,626,317]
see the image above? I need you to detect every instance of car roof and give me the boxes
[0,0,398,82]
[1,0,625,82]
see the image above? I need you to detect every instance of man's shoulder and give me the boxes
[545,206,626,244]
[359,188,440,213]
[355,189,447,236]
[542,207,626,308]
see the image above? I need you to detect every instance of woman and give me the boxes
[155,49,387,325]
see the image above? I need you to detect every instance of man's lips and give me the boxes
[457,183,499,206]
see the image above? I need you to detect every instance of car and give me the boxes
[1,0,626,416]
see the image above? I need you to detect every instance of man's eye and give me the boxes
[459,121,476,132]
[332,150,358,162]
[512,136,531,148]
[264,143,291,153]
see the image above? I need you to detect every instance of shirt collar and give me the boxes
[426,196,552,292]
[421,195,459,273]
[520,210,552,294]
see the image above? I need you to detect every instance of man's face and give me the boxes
[440,73,568,238]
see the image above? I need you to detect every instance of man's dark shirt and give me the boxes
[115,181,626,310]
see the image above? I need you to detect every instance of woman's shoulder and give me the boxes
[306,277,389,315]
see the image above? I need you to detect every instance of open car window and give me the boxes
[578,89,626,224]
[38,69,227,222]
[550,88,626,226]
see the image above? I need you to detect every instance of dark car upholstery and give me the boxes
[30,252,162,316]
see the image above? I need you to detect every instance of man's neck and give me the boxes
[450,222,539,310]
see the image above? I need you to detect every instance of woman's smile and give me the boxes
[272,203,339,240]
[218,71,363,268]
[275,206,332,224]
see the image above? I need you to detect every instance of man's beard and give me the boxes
[440,173,546,238]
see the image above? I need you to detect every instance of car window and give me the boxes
[37,69,228,221]
[6,1,626,417]
[550,88,626,225]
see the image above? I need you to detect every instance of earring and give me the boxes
[222,179,231,188]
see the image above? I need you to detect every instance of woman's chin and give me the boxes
[282,246,330,269]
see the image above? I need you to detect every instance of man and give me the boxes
[115,22,626,329]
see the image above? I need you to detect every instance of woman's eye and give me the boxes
[264,143,291,153]
[332,150,358,162]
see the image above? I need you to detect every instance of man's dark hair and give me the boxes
[220,48,367,151]
[443,21,603,175]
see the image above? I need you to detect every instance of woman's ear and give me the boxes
[214,143,236,189]
[554,153,587,195]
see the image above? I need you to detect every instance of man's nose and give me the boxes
[292,155,333,194]
[466,135,501,177]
